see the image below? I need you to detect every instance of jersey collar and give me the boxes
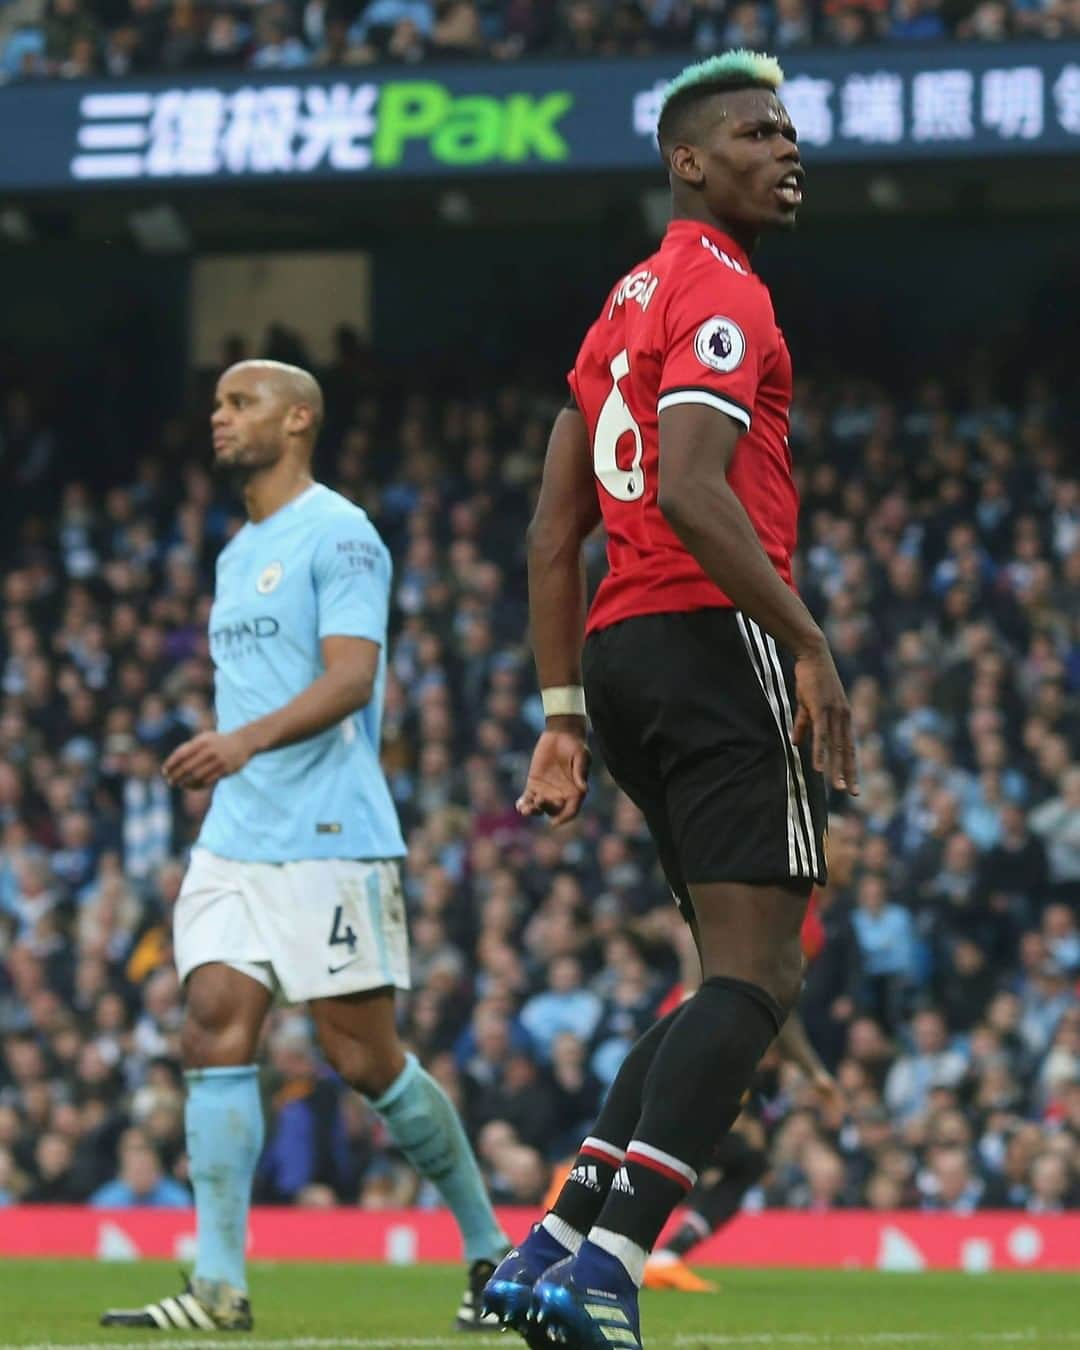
[664,219,753,275]
[249,481,323,530]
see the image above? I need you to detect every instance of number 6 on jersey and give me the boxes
[593,349,645,502]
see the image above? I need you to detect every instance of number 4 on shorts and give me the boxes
[329,904,357,954]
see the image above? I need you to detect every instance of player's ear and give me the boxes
[669,143,704,188]
[285,403,315,437]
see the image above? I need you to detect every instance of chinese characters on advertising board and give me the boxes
[0,44,1077,191]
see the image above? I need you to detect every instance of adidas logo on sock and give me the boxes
[611,1167,635,1196]
[569,1164,602,1191]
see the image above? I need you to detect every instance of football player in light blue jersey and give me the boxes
[102,361,507,1333]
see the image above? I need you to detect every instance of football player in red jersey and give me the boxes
[483,50,858,1350]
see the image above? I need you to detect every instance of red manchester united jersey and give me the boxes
[569,220,798,636]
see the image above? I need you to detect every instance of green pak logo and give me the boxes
[374,82,574,167]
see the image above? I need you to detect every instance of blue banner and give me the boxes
[1,43,1078,191]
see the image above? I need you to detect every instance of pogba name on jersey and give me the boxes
[607,268,660,320]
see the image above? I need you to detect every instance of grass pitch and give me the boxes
[0,1261,1076,1349]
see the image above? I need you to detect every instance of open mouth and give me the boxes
[775,170,804,206]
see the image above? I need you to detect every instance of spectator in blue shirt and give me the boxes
[0,1146,19,1205]
[349,0,433,44]
[851,873,918,1031]
[256,1021,358,1204]
[519,956,602,1063]
[89,1128,190,1208]
[122,747,172,885]
[888,0,947,37]
[2,26,46,78]
[7,857,58,941]
[884,1009,969,1123]
[249,11,310,67]
[1019,959,1076,1059]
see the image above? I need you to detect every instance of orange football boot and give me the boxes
[643,1254,717,1293]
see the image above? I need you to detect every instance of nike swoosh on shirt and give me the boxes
[327,958,362,975]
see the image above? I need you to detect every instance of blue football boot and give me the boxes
[481,1223,572,1340]
[530,1243,642,1350]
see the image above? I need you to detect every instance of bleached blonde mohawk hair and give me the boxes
[656,50,785,158]
[661,50,785,113]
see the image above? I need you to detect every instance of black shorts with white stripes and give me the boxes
[582,608,827,920]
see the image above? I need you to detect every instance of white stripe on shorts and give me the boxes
[735,614,814,879]
[757,623,820,878]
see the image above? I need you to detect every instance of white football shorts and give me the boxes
[173,848,410,1003]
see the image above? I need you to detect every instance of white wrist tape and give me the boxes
[541,685,587,718]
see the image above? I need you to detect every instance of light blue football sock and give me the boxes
[185,1065,264,1294]
[371,1052,508,1262]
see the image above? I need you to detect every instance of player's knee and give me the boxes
[770,938,805,1016]
[321,1033,402,1099]
[182,965,267,1069]
[180,1013,218,1070]
[734,933,803,1019]
[181,992,254,1069]
[753,962,801,1024]
[700,950,801,1019]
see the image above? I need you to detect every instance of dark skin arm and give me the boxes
[517,406,600,825]
[162,635,379,789]
[775,1008,844,1116]
[657,403,858,795]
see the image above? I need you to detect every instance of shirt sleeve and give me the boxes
[657,270,773,433]
[311,514,390,645]
[566,365,581,411]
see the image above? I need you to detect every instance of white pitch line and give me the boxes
[1,1341,463,1350]
[672,1334,1080,1347]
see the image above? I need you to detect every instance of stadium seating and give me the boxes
[0,334,1077,1214]
[2,0,1079,86]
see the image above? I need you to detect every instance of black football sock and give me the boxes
[548,1006,682,1241]
[589,976,783,1282]
[661,1147,768,1257]
[659,1214,711,1260]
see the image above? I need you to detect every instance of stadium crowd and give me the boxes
[0,325,1077,1222]
[3,0,1080,85]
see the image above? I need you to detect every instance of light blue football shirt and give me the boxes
[197,483,406,863]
